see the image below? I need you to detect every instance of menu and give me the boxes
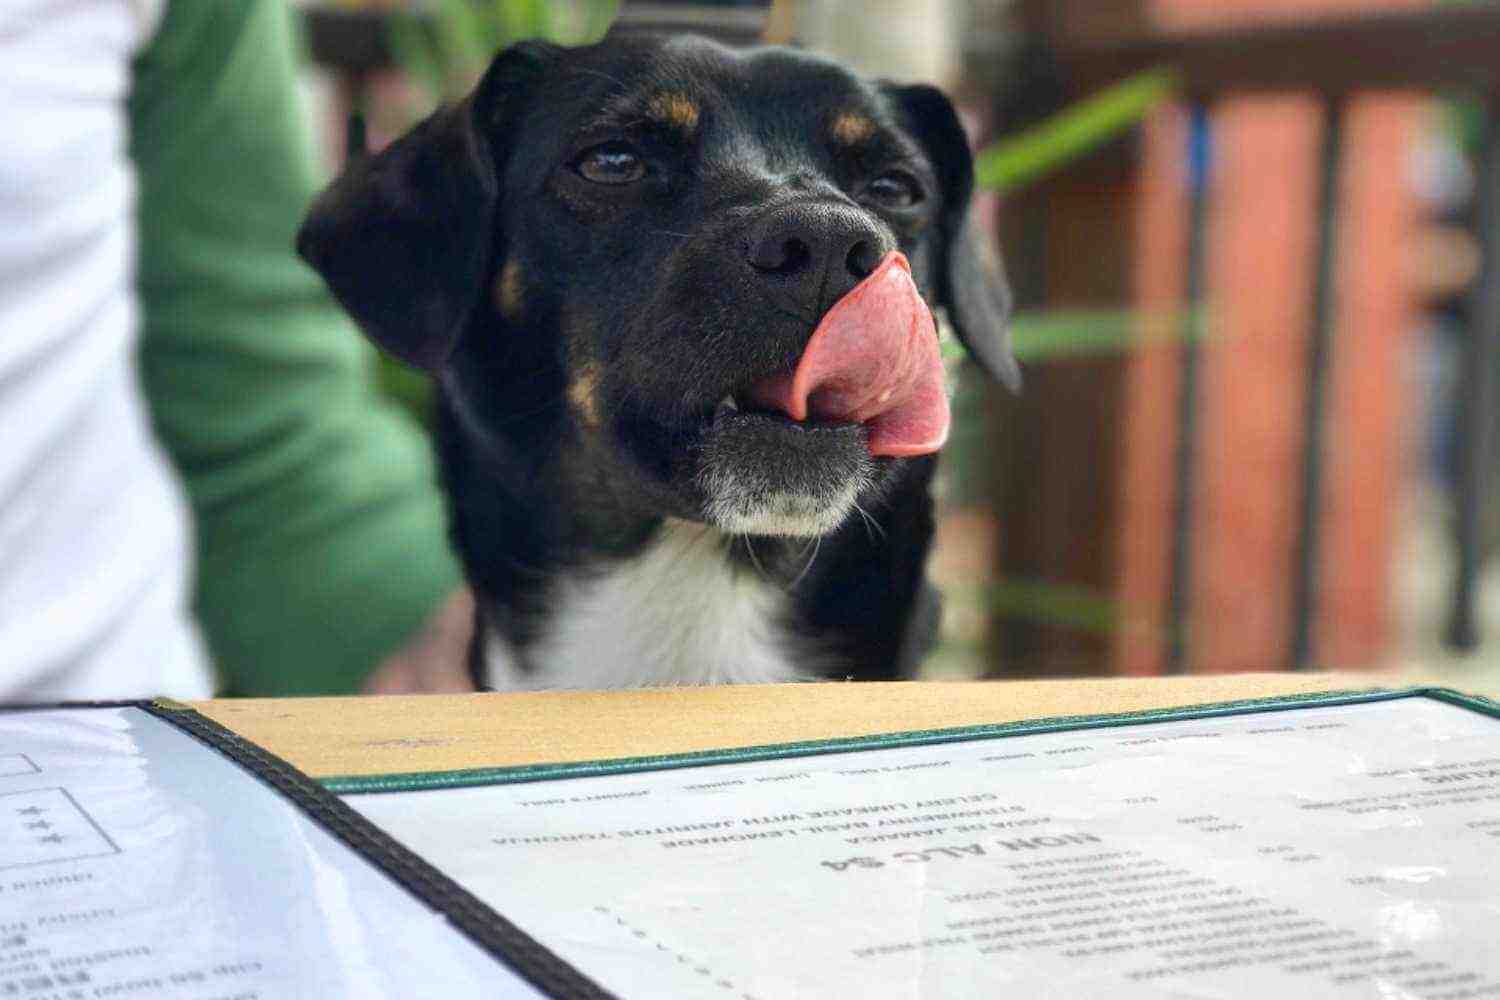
[0,705,545,999]
[7,692,1497,999]
[348,695,1500,999]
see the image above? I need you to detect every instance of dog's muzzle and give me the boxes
[740,252,949,457]
[693,251,949,537]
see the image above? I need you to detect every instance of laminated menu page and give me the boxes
[0,702,604,999]
[336,689,1500,1000]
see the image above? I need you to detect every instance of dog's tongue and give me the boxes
[742,251,949,458]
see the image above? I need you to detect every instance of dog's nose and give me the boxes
[744,203,895,318]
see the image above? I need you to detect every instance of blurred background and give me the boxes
[292,0,1500,684]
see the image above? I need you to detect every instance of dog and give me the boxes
[297,33,1020,690]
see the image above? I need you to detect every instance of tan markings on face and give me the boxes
[495,260,525,320]
[646,93,700,134]
[830,111,877,146]
[569,361,604,428]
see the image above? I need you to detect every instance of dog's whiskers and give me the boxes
[796,534,818,560]
[851,499,886,543]
[740,533,771,583]
[788,534,822,591]
[650,229,695,240]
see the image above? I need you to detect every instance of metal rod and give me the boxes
[1290,97,1347,671]
[1167,106,1212,675]
[1447,96,1500,651]
[343,72,370,162]
[345,108,368,161]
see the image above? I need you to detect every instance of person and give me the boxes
[0,0,474,700]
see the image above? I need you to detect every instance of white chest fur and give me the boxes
[483,520,804,690]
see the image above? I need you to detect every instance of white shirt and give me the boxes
[0,0,212,699]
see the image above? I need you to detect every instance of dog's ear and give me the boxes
[297,42,559,370]
[882,83,1021,393]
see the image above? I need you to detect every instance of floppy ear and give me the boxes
[297,42,558,370]
[882,83,1022,393]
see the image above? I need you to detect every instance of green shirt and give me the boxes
[130,1,462,695]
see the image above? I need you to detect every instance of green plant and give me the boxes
[390,0,618,105]
[975,68,1179,195]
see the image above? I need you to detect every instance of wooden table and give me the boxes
[193,671,1497,780]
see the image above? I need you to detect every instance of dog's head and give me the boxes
[299,34,1018,540]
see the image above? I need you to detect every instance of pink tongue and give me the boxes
[742,251,949,458]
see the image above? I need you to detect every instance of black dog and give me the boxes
[298,33,1019,690]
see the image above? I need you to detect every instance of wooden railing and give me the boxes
[1057,7,1500,668]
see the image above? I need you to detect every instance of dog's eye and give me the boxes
[865,171,923,208]
[574,142,647,185]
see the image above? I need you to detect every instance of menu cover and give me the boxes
[0,700,603,999]
[5,687,1498,999]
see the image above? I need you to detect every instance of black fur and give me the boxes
[299,34,1018,686]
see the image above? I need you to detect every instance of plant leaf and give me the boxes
[941,307,1208,364]
[387,13,444,109]
[976,68,1179,194]
[988,578,1119,634]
